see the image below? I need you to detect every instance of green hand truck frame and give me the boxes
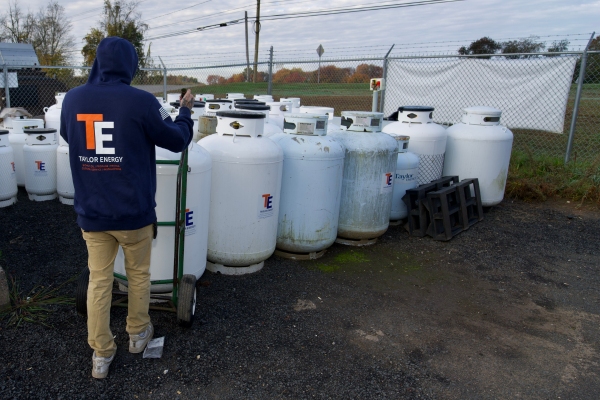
[76,147,197,327]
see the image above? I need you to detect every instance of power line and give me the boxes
[145,0,463,41]
[141,1,213,23]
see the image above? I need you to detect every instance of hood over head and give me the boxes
[87,37,138,85]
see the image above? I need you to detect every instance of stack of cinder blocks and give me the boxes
[402,176,484,241]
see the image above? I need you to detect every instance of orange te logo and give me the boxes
[77,114,115,154]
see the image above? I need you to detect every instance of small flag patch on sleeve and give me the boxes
[159,107,170,120]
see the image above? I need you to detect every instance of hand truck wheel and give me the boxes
[177,274,197,327]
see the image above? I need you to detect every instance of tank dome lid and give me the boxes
[170,100,206,108]
[340,111,383,132]
[398,106,434,112]
[283,113,328,136]
[235,104,271,111]
[206,99,232,103]
[216,110,266,119]
[463,106,501,116]
[461,106,502,125]
[234,98,260,102]
[24,128,57,134]
[0,129,8,135]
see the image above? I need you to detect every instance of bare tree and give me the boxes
[0,0,35,43]
[32,1,75,65]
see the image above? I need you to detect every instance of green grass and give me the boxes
[506,150,600,205]
[0,276,75,327]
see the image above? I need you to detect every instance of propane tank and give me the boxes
[270,114,345,258]
[226,93,245,100]
[299,106,341,132]
[0,129,18,208]
[166,93,180,104]
[199,99,234,141]
[234,103,282,137]
[7,118,45,186]
[23,128,58,201]
[44,93,74,205]
[196,94,214,101]
[390,136,420,221]
[280,97,301,113]
[443,106,514,206]
[115,141,212,293]
[328,111,398,245]
[382,106,447,185]
[199,110,283,274]
[265,101,292,130]
[156,96,165,104]
[254,94,273,102]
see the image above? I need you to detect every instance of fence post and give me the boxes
[158,56,167,100]
[565,32,595,164]
[267,46,273,95]
[380,45,394,114]
[3,64,10,108]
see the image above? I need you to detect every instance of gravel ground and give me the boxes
[1,188,599,399]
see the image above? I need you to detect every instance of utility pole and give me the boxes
[253,0,260,83]
[245,11,250,82]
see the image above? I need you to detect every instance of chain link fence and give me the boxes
[1,49,598,163]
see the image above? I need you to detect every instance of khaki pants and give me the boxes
[82,224,153,357]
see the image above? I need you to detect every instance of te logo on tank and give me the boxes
[185,208,196,236]
[35,160,46,171]
[10,161,15,172]
[258,193,275,219]
[381,172,394,193]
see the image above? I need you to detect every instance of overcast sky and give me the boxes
[14,0,600,66]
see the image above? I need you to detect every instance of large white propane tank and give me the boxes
[199,110,283,274]
[328,111,398,245]
[280,97,301,113]
[196,94,214,101]
[443,106,514,207]
[270,114,345,258]
[199,99,234,140]
[114,141,212,293]
[23,128,58,201]
[0,129,18,208]
[7,118,44,186]
[390,136,420,222]
[299,106,341,132]
[226,93,245,100]
[45,93,75,205]
[166,93,180,104]
[382,106,447,185]
[265,101,291,130]
[234,103,282,137]
[254,94,273,102]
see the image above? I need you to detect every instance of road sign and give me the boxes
[316,44,324,57]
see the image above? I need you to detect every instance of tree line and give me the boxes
[207,63,383,86]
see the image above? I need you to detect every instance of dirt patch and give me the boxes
[0,192,599,398]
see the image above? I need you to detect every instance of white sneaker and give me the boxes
[92,350,115,379]
[129,322,154,353]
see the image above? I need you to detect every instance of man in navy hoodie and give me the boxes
[60,37,194,379]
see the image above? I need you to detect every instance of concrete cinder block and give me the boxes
[0,266,10,310]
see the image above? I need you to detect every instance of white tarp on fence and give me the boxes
[384,56,578,133]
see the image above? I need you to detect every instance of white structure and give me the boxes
[199,111,283,274]
[328,111,398,245]
[270,114,345,258]
[443,106,514,206]
[382,106,447,185]
[226,93,245,100]
[280,97,301,112]
[254,95,273,102]
[205,99,234,116]
[45,93,75,205]
[390,136,420,221]
[115,142,212,293]
[23,128,58,201]
[265,101,292,130]
[299,106,341,131]
[0,129,17,207]
[7,118,44,186]
[234,103,282,137]
[196,94,214,101]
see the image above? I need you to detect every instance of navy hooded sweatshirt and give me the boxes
[60,37,193,231]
